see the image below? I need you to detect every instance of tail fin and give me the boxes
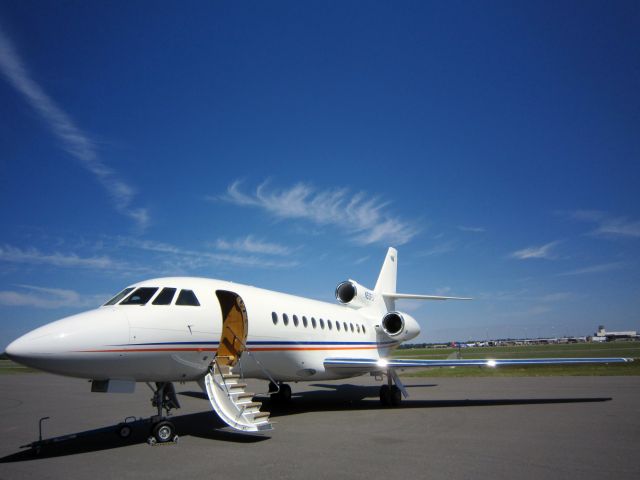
[374,248,398,311]
[373,247,472,312]
[374,248,397,294]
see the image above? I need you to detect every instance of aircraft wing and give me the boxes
[324,356,633,371]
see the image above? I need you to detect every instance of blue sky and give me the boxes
[1,1,638,348]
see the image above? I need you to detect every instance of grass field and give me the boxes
[0,359,37,374]
[393,342,640,377]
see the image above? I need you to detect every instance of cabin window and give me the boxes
[272,312,278,325]
[320,318,325,329]
[121,287,158,305]
[302,316,308,328]
[328,320,333,330]
[350,323,354,332]
[104,287,135,306]
[343,322,348,332]
[283,313,289,326]
[362,325,366,334]
[293,315,299,327]
[336,321,341,331]
[152,287,176,305]
[176,289,200,306]
[356,324,360,333]
[311,317,317,329]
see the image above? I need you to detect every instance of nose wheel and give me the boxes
[150,420,177,444]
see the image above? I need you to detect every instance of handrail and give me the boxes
[211,356,232,395]
[225,325,280,394]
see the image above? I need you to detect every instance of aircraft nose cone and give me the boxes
[4,308,129,374]
[4,330,54,370]
[4,323,71,367]
[4,336,27,363]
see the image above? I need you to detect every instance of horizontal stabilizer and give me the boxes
[383,293,472,301]
[324,357,633,370]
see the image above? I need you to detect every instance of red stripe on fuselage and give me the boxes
[76,346,383,353]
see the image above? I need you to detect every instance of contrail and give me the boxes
[0,25,149,230]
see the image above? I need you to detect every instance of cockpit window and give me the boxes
[152,287,176,305]
[104,287,135,306]
[176,289,200,306]
[121,287,159,305]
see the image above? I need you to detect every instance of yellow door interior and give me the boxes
[215,290,248,367]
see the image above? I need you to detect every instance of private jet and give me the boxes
[5,248,632,443]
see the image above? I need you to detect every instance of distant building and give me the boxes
[590,325,638,342]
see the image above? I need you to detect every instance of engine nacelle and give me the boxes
[335,280,376,309]
[380,311,420,342]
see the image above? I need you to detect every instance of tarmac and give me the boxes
[1,373,638,480]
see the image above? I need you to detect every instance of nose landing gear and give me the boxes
[113,383,180,445]
[379,384,402,407]
[146,382,180,444]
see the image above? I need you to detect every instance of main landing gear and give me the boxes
[379,369,406,407]
[269,381,292,404]
[143,382,181,444]
[379,384,402,407]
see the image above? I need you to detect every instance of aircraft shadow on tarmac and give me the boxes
[1,384,611,462]
[258,384,612,418]
[0,411,267,463]
[180,383,610,419]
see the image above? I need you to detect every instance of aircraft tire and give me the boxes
[279,383,292,403]
[390,385,402,407]
[152,420,175,443]
[379,384,392,406]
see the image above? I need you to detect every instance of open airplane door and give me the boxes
[202,290,273,432]
[215,290,248,367]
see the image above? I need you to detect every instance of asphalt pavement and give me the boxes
[1,373,638,479]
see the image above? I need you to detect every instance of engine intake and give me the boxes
[335,281,357,304]
[382,312,405,336]
[335,280,375,308]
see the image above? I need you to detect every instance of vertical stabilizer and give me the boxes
[374,248,397,311]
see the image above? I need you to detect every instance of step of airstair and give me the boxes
[203,360,273,433]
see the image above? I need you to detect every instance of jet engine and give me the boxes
[380,311,420,341]
[335,280,376,309]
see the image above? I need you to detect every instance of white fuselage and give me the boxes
[6,277,420,383]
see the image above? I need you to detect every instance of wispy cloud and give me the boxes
[218,180,418,246]
[499,305,552,318]
[434,286,452,296]
[540,292,574,302]
[568,210,640,239]
[115,237,185,256]
[418,241,455,257]
[558,262,625,276]
[0,285,107,309]
[0,244,114,269]
[353,255,370,265]
[214,235,292,256]
[119,236,299,270]
[458,225,485,233]
[0,26,148,230]
[509,241,561,260]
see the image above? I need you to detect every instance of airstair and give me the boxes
[203,359,273,432]
[204,291,275,432]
